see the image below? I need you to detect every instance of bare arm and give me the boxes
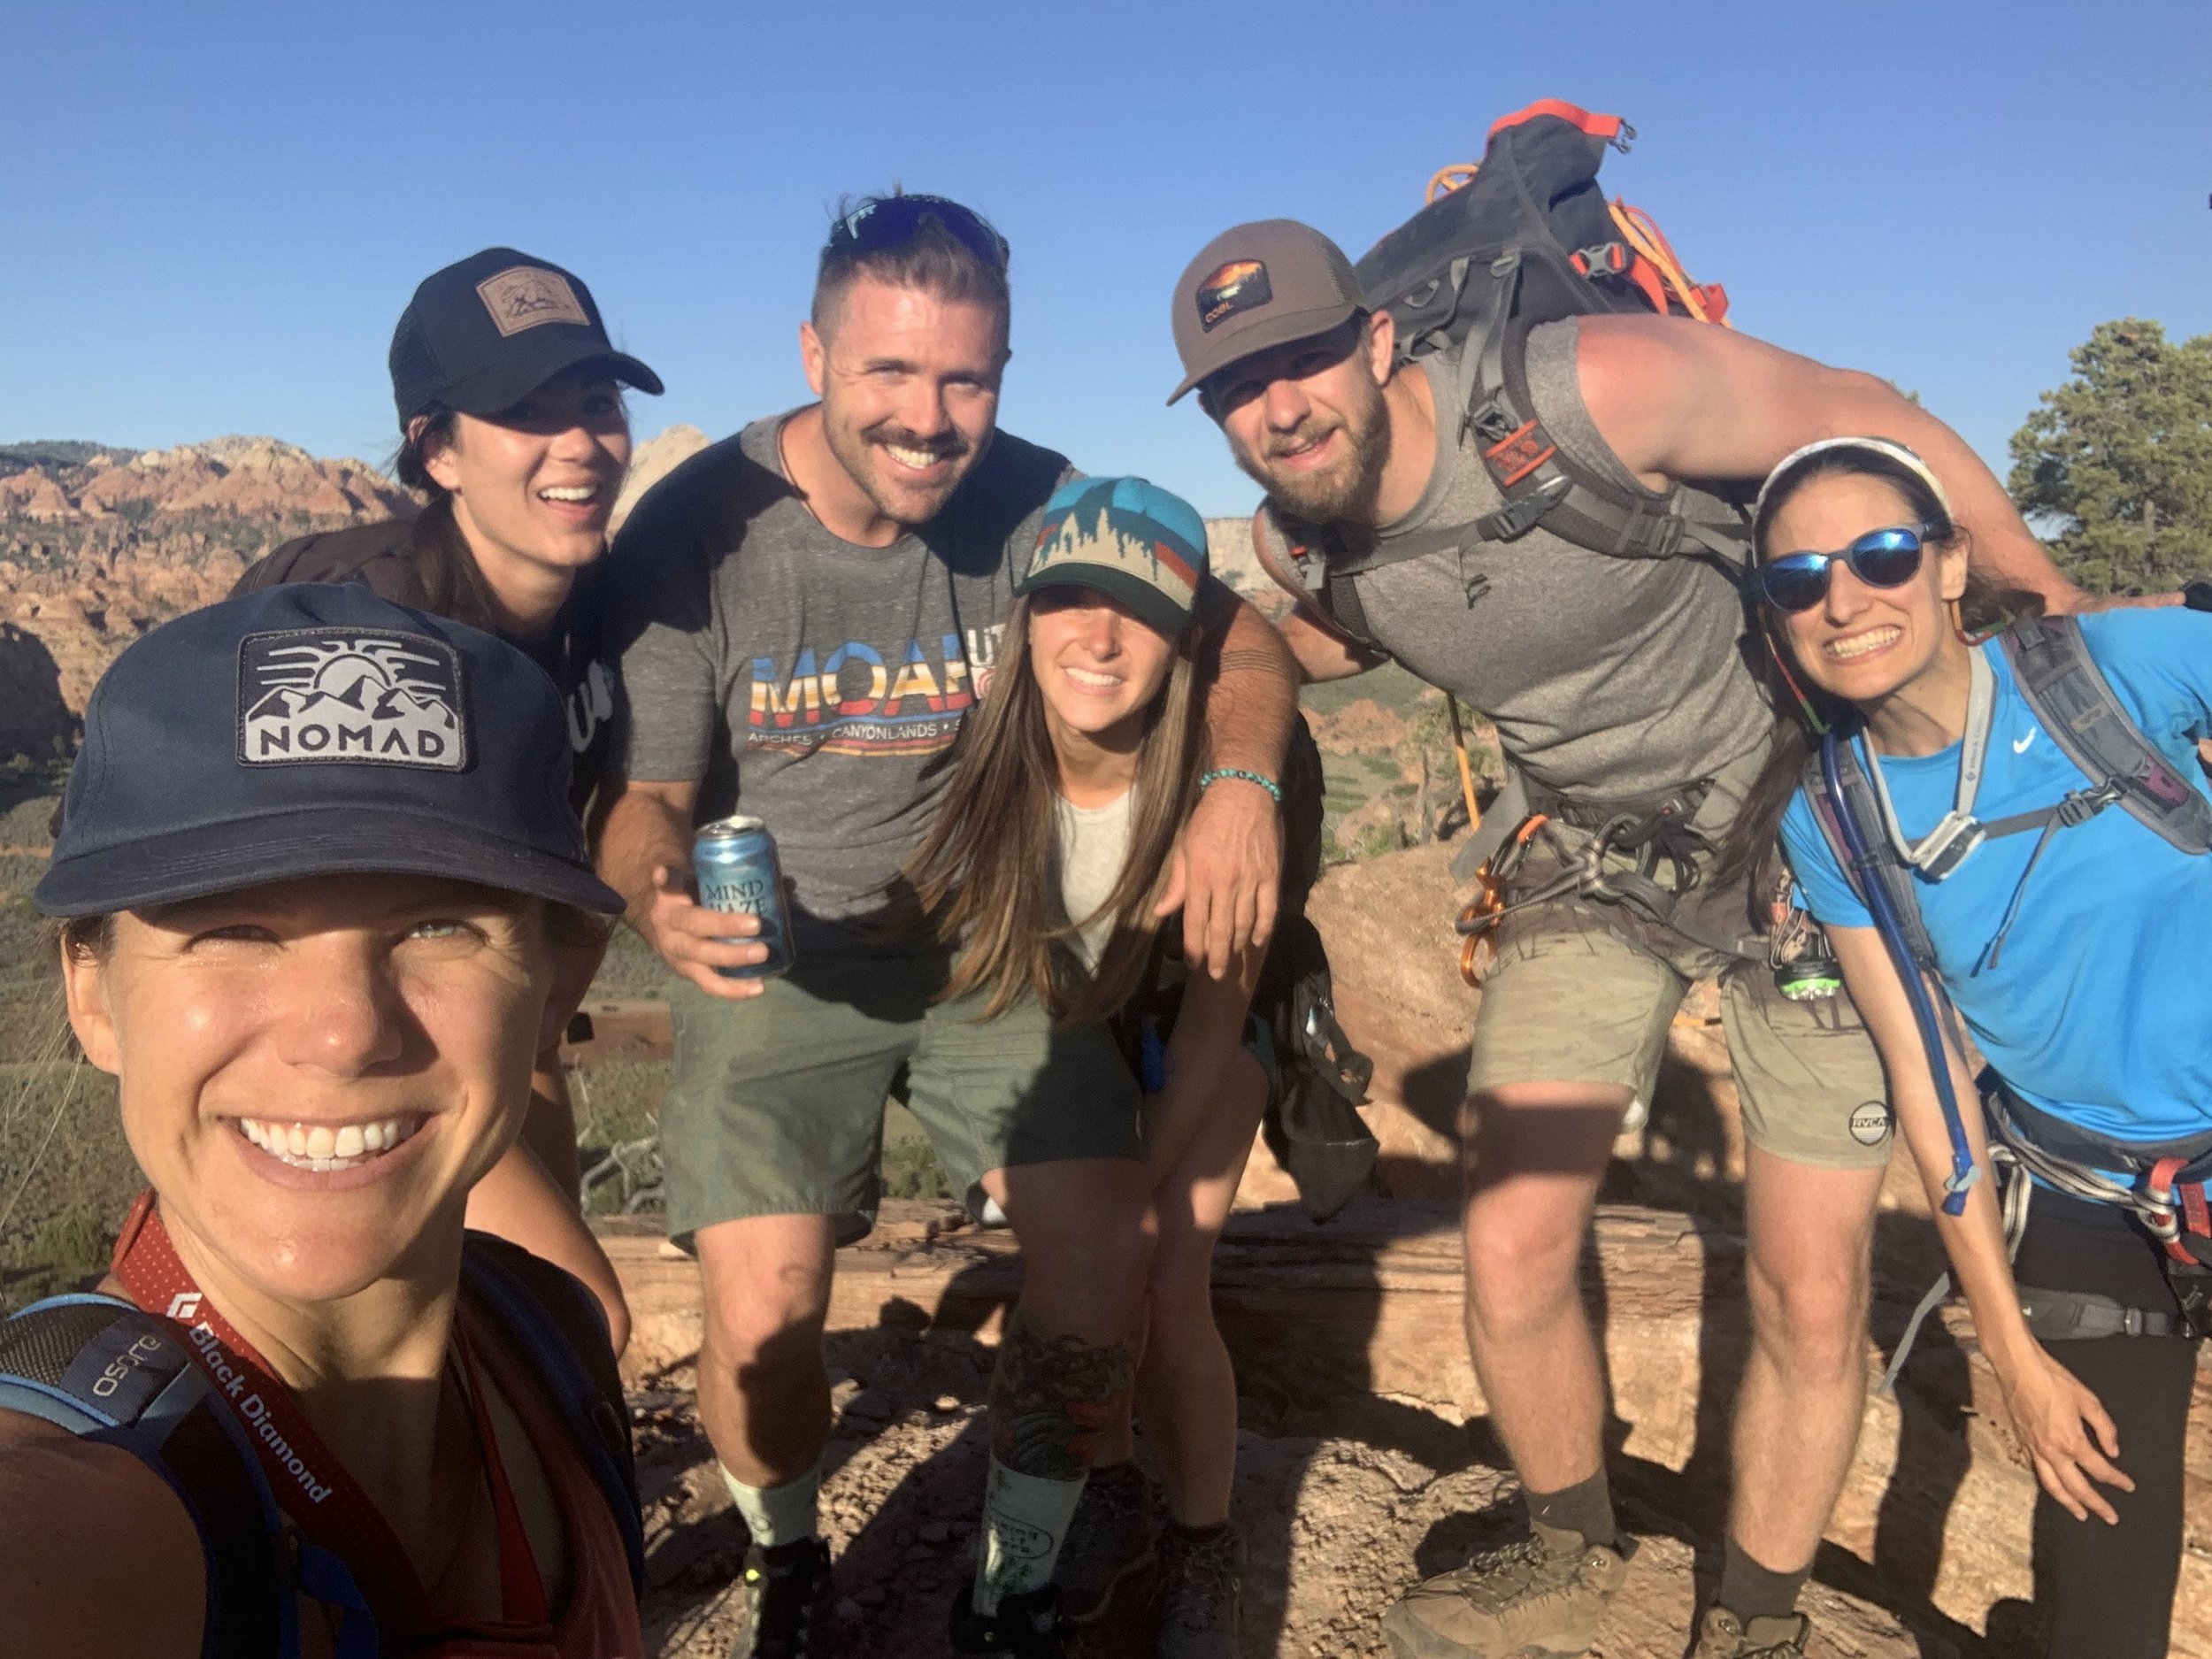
[1161,587,1299,977]
[1827,924,2131,1522]
[589,776,773,1002]
[1278,604,1385,684]
[0,1415,205,1655]
[1578,313,2089,612]
[1142,944,1265,1188]
[467,1123,632,1357]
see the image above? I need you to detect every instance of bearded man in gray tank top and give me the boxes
[1167,219,2089,1659]
[593,197,1298,1659]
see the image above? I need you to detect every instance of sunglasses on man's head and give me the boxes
[1756,524,1936,613]
[827,194,1010,273]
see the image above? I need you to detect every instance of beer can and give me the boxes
[692,815,795,979]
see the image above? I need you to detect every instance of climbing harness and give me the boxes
[1454,778,1762,987]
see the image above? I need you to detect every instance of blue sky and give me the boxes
[4,0,2208,516]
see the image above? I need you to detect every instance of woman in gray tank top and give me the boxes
[906,478,1270,1655]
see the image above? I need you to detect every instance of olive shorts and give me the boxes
[660,949,1142,1248]
[1465,889,1893,1171]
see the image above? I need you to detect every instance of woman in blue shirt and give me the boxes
[1728,435,2212,1658]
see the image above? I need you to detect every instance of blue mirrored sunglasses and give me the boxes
[1756,524,1934,612]
[827,194,1009,273]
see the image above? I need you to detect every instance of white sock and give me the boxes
[722,1458,821,1548]
[972,1455,1087,1616]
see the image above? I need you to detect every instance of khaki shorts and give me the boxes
[660,949,1142,1248]
[1465,859,1892,1171]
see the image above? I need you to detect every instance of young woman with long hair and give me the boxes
[1731,436,2212,1658]
[234,246,662,1352]
[906,477,1271,1656]
[0,582,641,1655]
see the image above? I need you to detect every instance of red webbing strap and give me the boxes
[1482,419,1560,489]
[453,1317,552,1628]
[111,1193,550,1641]
[1488,98,1624,143]
[2147,1158,2199,1263]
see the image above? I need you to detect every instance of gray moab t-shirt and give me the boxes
[603,414,1071,952]
[1348,321,1773,826]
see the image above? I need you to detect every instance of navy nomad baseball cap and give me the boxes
[35,584,624,917]
[388,246,664,424]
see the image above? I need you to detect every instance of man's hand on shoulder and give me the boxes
[1156,775,1281,979]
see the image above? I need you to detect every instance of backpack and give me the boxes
[1803,613,2212,1229]
[1251,99,1747,653]
[1119,714,1378,1220]
[0,1233,646,1658]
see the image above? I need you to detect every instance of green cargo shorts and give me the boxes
[1465,861,1892,1171]
[660,948,1143,1248]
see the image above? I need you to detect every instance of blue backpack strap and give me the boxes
[1813,731,1980,1216]
[2001,613,2212,855]
[1799,734,1940,973]
[459,1233,647,1596]
[0,1293,290,1659]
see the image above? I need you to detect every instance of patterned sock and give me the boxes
[1525,1469,1617,1550]
[722,1458,821,1548]
[972,1455,1087,1617]
[1717,1535,1810,1624]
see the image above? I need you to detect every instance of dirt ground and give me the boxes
[628,1316,1989,1659]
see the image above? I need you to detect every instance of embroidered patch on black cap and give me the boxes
[475,265,590,337]
[237,628,467,771]
[1197,259,1272,331]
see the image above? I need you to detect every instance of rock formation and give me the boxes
[0,437,412,755]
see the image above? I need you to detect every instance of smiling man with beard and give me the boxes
[593,195,1296,1658]
[1167,219,2089,1659]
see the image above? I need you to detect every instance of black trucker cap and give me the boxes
[1167,219,1365,404]
[36,583,624,918]
[388,246,664,424]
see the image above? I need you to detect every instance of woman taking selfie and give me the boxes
[0,583,643,1655]
[237,246,662,1348]
[1732,436,2212,1658]
[908,478,1270,1656]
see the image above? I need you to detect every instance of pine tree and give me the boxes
[2008,319,2212,594]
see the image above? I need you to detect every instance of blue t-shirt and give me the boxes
[1779,610,2212,1150]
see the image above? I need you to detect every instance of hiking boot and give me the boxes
[949,1582,1066,1657]
[1379,1523,1633,1659]
[1056,1463,1157,1624]
[731,1537,835,1658]
[1153,1525,1243,1658]
[1692,1606,1811,1657]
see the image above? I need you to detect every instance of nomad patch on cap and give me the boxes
[1017,476,1210,637]
[237,627,466,771]
[36,583,621,918]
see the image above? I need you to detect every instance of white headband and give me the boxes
[1753,436,1955,529]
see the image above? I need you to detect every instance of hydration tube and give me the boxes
[1819,731,1979,1216]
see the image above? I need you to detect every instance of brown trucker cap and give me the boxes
[1167,219,1364,403]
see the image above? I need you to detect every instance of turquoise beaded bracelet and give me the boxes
[1198,766,1283,806]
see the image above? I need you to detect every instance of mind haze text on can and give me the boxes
[693,815,795,979]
